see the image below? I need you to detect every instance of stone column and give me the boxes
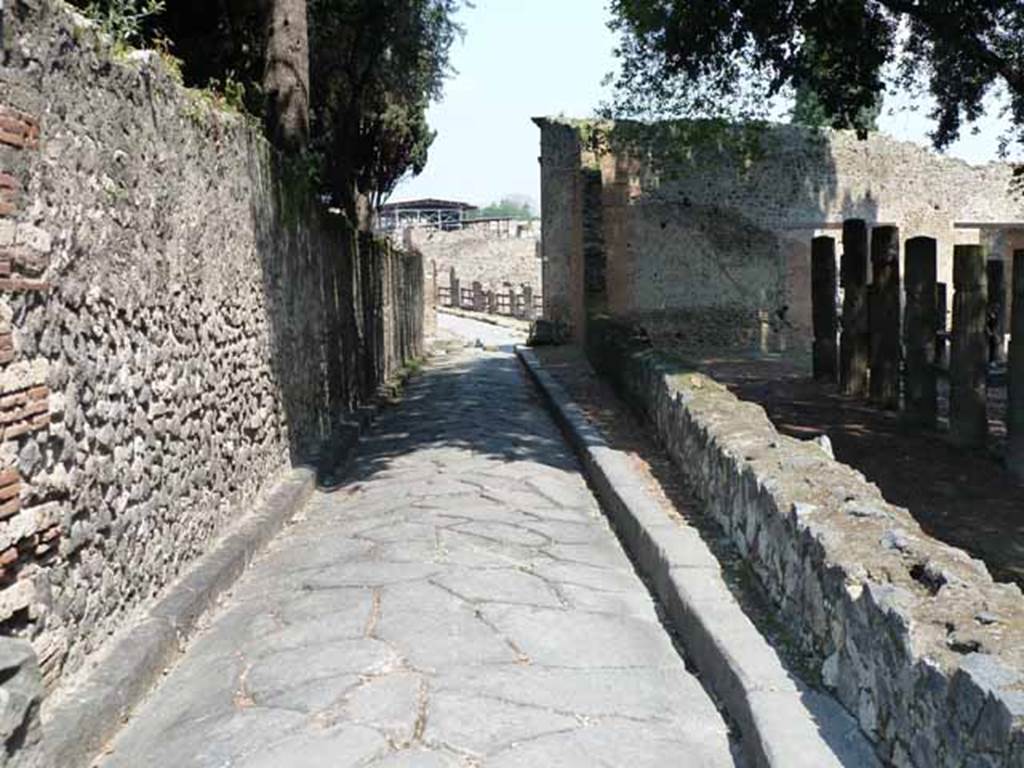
[840,219,870,397]
[449,267,460,308]
[935,282,948,368]
[472,281,484,312]
[811,236,838,382]
[522,285,535,320]
[1008,251,1024,481]
[986,259,1007,363]
[869,225,901,409]
[487,290,496,314]
[508,286,517,317]
[903,237,938,427]
[950,245,989,446]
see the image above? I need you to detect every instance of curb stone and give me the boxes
[437,305,531,332]
[38,468,316,768]
[516,346,879,768]
[37,397,393,768]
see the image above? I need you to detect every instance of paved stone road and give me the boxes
[98,334,740,767]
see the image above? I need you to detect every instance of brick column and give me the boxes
[1008,251,1024,482]
[449,267,460,309]
[471,281,484,312]
[986,259,1007,363]
[869,225,901,410]
[840,219,870,397]
[522,285,535,321]
[904,237,938,427]
[950,245,989,446]
[935,282,948,368]
[811,236,838,382]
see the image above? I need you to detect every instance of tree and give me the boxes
[607,0,1024,153]
[74,0,461,218]
[467,198,535,220]
[263,0,310,151]
[309,0,462,227]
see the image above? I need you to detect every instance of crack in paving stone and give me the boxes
[364,588,383,639]
[412,678,430,743]
[232,653,255,710]
[93,345,742,768]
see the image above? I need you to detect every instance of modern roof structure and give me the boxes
[376,198,479,232]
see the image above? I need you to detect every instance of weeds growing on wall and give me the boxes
[85,0,164,50]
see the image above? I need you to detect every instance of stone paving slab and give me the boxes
[95,342,741,767]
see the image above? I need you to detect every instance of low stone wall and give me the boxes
[0,0,423,725]
[587,318,1024,767]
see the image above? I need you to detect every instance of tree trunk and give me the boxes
[263,0,309,152]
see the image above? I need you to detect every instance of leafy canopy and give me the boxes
[606,0,1024,153]
[75,0,463,215]
[309,0,463,210]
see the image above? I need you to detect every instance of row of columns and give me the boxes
[811,220,1024,481]
[445,267,538,320]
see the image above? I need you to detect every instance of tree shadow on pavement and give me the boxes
[317,348,582,492]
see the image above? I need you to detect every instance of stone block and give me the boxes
[0,638,42,760]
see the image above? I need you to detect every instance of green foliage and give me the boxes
[71,0,463,217]
[467,198,535,220]
[790,84,879,133]
[84,0,165,48]
[309,0,464,214]
[152,34,183,83]
[205,71,248,114]
[606,0,1024,155]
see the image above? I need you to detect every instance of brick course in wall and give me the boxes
[0,83,60,713]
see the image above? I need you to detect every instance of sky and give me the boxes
[393,1,1015,211]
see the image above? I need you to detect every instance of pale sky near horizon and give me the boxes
[393,0,1015,210]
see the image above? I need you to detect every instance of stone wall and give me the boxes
[587,318,1024,767]
[537,118,1024,348]
[0,0,423,709]
[406,220,541,295]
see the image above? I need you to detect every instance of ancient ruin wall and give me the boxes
[407,221,541,295]
[538,118,1024,348]
[0,0,423,698]
[588,320,1024,767]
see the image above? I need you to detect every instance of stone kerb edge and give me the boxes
[37,466,317,768]
[593,337,1024,766]
[516,346,860,768]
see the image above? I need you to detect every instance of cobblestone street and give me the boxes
[97,331,740,767]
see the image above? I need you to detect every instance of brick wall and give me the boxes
[0,92,62,690]
[0,0,423,701]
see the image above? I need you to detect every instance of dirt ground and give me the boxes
[632,344,1024,587]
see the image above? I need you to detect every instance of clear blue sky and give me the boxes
[394,1,1014,210]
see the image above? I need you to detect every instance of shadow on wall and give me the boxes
[0,0,424,734]
[593,120,882,353]
[245,135,425,475]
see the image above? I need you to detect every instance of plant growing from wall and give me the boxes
[83,0,165,54]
